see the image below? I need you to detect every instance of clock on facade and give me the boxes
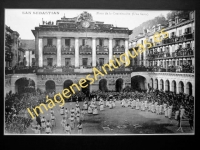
[82,21,90,28]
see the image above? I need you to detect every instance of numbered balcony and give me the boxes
[61,45,75,55]
[43,45,57,55]
[79,45,92,55]
[113,45,125,55]
[96,45,109,55]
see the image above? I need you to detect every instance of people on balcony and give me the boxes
[80,45,92,51]
[96,45,108,51]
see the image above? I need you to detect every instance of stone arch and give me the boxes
[171,80,177,93]
[99,79,108,92]
[165,80,170,92]
[178,81,184,93]
[186,82,192,95]
[115,78,124,92]
[45,80,56,93]
[131,75,147,91]
[160,79,164,90]
[63,79,73,89]
[15,77,35,94]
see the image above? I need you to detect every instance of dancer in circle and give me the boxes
[65,124,71,134]
[61,117,67,131]
[77,122,83,134]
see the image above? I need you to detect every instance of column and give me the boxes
[109,38,113,61]
[57,37,61,67]
[163,80,166,92]
[92,38,96,67]
[157,79,160,90]
[75,38,79,67]
[184,81,187,94]
[38,38,43,67]
[125,39,129,66]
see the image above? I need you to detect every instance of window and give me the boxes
[32,51,35,54]
[116,40,120,46]
[47,58,53,67]
[82,39,85,46]
[65,58,71,67]
[171,32,175,37]
[99,39,103,46]
[82,58,88,67]
[179,30,182,36]
[141,40,143,45]
[65,39,70,46]
[187,43,191,48]
[47,39,53,46]
[185,27,191,34]
[99,58,104,66]
[188,60,192,65]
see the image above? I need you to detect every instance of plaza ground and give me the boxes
[26,101,194,134]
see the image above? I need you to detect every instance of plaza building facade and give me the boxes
[23,11,132,94]
[129,11,195,96]
[5,11,195,98]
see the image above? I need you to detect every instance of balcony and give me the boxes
[43,45,57,55]
[5,66,37,74]
[61,45,75,55]
[153,33,194,48]
[79,45,92,55]
[96,45,109,55]
[183,32,194,41]
[172,47,194,57]
[113,45,125,55]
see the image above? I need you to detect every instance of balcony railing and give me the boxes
[5,67,37,74]
[154,33,194,47]
[79,45,92,55]
[43,45,57,55]
[113,45,125,55]
[172,47,194,57]
[61,45,75,55]
[183,32,194,40]
[96,45,109,55]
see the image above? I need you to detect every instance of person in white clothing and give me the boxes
[60,106,64,116]
[45,125,52,134]
[93,107,98,115]
[41,116,46,130]
[80,109,85,121]
[77,122,83,134]
[65,108,68,119]
[61,117,66,131]
[51,114,56,127]
[31,126,41,134]
[168,105,173,119]
[65,124,71,134]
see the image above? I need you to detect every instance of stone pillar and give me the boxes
[92,38,96,67]
[109,38,113,60]
[125,39,129,66]
[57,37,61,67]
[157,78,160,90]
[184,81,187,94]
[38,38,43,67]
[75,38,79,67]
